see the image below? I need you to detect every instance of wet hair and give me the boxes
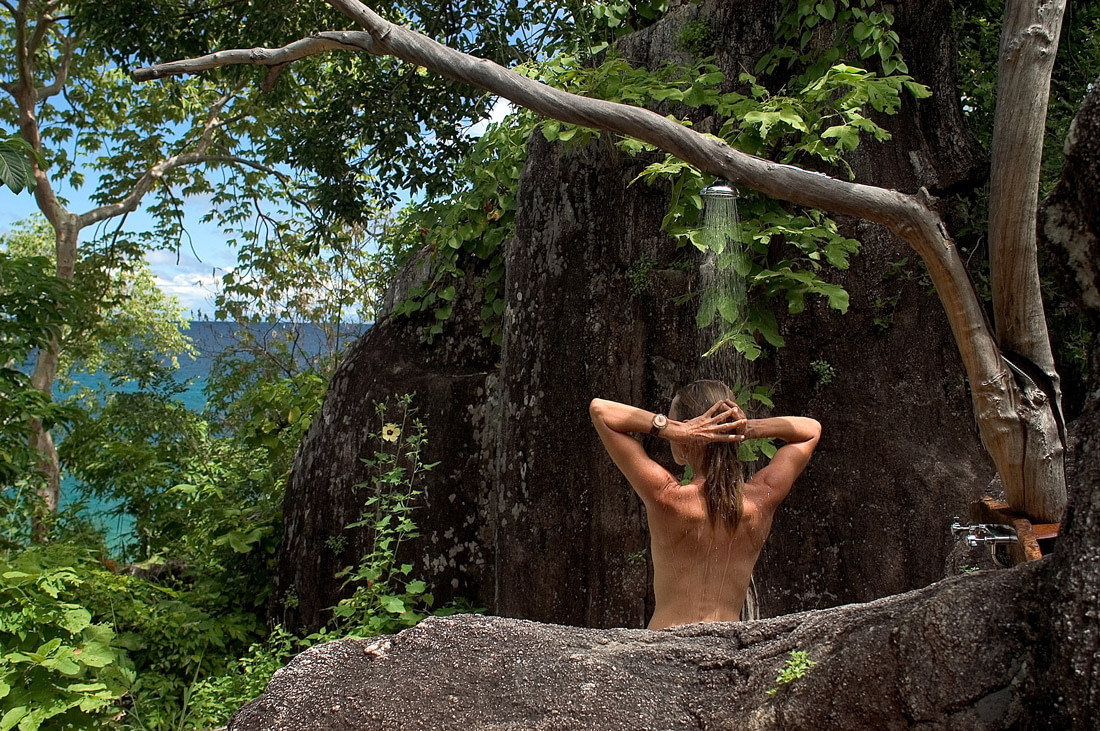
[670,379,745,530]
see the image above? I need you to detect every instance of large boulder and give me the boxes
[231,567,1038,730]
[276,0,994,632]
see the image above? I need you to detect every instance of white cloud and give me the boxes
[154,270,222,317]
[466,96,516,138]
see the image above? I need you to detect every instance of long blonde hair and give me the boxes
[672,380,745,530]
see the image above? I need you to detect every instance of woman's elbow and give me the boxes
[589,398,607,420]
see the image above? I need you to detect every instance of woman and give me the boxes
[589,380,821,629]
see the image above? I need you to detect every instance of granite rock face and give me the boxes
[232,568,1039,730]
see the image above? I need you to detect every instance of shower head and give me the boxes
[701,181,737,199]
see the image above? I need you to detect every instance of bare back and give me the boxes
[645,475,775,629]
[588,396,820,630]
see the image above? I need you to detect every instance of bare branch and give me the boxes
[134,0,1063,521]
[36,32,75,101]
[260,62,290,92]
[26,4,58,58]
[0,1,17,15]
[132,32,376,83]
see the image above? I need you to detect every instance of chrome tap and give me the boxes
[950,518,1019,547]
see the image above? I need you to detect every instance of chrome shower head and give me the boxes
[701,181,737,199]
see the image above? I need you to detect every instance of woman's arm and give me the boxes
[743,416,822,445]
[589,398,741,500]
[742,412,822,503]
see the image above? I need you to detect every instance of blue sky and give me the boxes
[1,171,243,319]
[1,98,512,318]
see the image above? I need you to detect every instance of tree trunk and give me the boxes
[986,0,1068,523]
[26,201,80,542]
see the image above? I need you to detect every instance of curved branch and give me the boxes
[133,0,1060,520]
[77,90,235,228]
[36,32,75,101]
[132,31,375,83]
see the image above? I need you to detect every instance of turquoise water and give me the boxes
[56,321,367,551]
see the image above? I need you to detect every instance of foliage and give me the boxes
[731,384,780,463]
[332,395,442,635]
[385,0,928,358]
[1,217,195,398]
[678,19,716,59]
[627,253,658,296]
[758,0,915,79]
[766,649,816,695]
[76,0,650,220]
[810,359,836,389]
[0,136,41,194]
[182,624,312,730]
[0,547,133,730]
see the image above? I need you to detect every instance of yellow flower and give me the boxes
[381,423,401,443]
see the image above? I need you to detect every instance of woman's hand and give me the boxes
[667,399,747,445]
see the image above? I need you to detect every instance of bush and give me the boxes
[0,547,133,730]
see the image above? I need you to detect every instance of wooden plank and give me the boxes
[1012,518,1043,562]
[968,496,1052,564]
[1033,523,1060,541]
[970,496,1016,527]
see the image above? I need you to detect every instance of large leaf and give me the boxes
[0,138,36,194]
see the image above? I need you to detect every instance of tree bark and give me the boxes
[134,0,1069,524]
[26,218,78,541]
[987,0,1068,523]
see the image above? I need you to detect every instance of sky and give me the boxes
[0,97,513,319]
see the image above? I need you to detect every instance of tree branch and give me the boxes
[26,1,61,59]
[35,32,75,101]
[133,0,1064,521]
[76,91,235,228]
[132,32,376,82]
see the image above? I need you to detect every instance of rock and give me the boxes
[276,0,1004,632]
[232,566,1038,730]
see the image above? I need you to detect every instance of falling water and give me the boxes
[695,183,764,619]
[695,182,749,387]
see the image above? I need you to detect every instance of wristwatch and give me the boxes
[649,413,668,437]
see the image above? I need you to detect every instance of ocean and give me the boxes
[56,320,368,549]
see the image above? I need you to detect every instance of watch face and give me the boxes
[654,414,668,429]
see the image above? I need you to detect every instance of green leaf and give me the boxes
[405,580,427,594]
[902,80,932,99]
[821,125,860,150]
[65,683,108,693]
[380,596,406,614]
[74,642,115,668]
[818,283,849,312]
[0,706,26,731]
[777,108,808,132]
[0,138,36,194]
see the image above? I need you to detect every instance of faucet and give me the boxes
[950,518,1019,548]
